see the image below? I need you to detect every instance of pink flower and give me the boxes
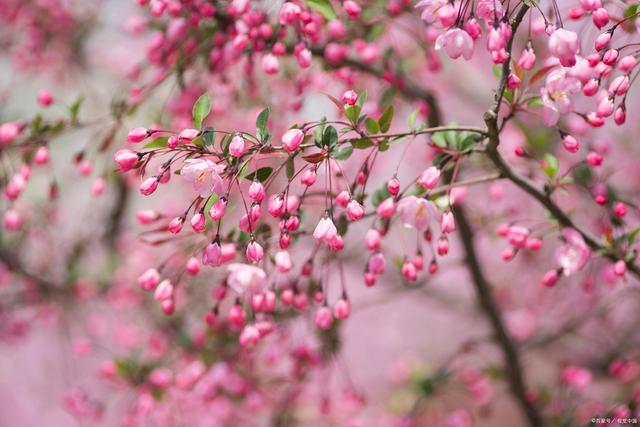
[262,54,279,75]
[540,69,581,126]
[435,28,474,60]
[556,228,590,275]
[368,252,386,275]
[278,2,301,25]
[476,0,503,22]
[139,177,159,195]
[365,228,381,251]
[417,166,441,190]
[342,90,358,105]
[415,0,448,24]
[37,90,53,107]
[209,197,227,221]
[3,209,22,231]
[239,324,260,348]
[281,129,304,152]
[313,217,338,243]
[440,211,456,233]
[275,250,292,272]
[180,158,226,198]
[346,199,364,221]
[190,213,205,233]
[548,28,580,67]
[154,279,174,301]
[507,226,529,248]
[246,240,264,263]
[517,47,536,70]
[0,121,21,146]
[113,149,138,172]
[561,366,592,390]
[228,135,246,157]
[137,268,160,291]
[333,299,350,320]
[248,181,265,202]
[127,127,149,143]
[226,263,267,294]
[397,196,438,231]
[376,197,396,218]
[203,242,223,266]
[314,307,333,329]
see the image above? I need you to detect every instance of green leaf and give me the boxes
[143,136,168,149]
[344,105,360,124]
[304,0,337,19]
[192,93,212,129]
[378,105,394,133]
[69,96,84,123]
[458,135,478,153]
[371,185,391,207]
[407,109,419,130]
[313,117,327,148]
[286,157,295,180]
[366,22,385,41]
[256,107,270,143]
[527,96,544,107]
[332,145,353,160]
[356,90,367,108]
[351,138,373,149]
[364,117,379,134]
[245,166,273,183]
[543,153,559,180]
[431,132,448,147]
[322,125,338,148]
[220,133,233,156]
[203,127,215,146]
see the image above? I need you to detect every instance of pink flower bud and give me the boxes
[281,129,304,152]
[614,202,627,218]
[178,129,200,142]
[541,270,559,287]
[137,268,160,291]
[3,209,22,231]
[342,90,358,106]
[168,217,184,234]
[596,96,614,118]
[190,213,206,233]
[387,178,400,196]
[440,211,456,234]
[139,177,159,195]
[279,2,301,25]
[279,232,291,249]
[376,197,396,218]
[262,53,279,75]
[368,252,386,275]
[586,112,605,127]
[518,47,537,70]
[583,78,599,96]
[209,197,227,221]
[507,226,529,248]
[239,324,260,348]
[343,0,361,19]
[0,121,22,146]
[595,32,611,52]
[249,203,261,223]
[275,250,292,272]
[228,305,246,327]
[268,195,285,217]
[507,74,521,89]
[502,247,515,261]
[301,169,317,186]
[437,236,449,256]
[161,298,175,315]
[587,151,603,167]
[527,238,543,251]
[314,307,333,329]
[313,217,338,243]
[329,234,344,251]
[614,106,626,125]
[548,28,579,67]
[618,56,637,73]
[602,49,619,66]
[562,134,580,153]
[37,90,53,107]
[333,298,350,320]
[114,149,138,172]
[568,6,585,20]
[136,209,159,224]
[167,135,179,148]
[364,272,377,287]
[186,257,200,275]
[154,279,174,301]
[336,190,350,207]
[609,75,630,96]
[248,181,265,202]
[79,160,93,176]
[402,262,417,282]
[465,18,481,40]
[203,242,223,266]
[324,42,348,65]
[296,47,312,68]
[229,135,246,157]
[127,127,149,143]
[365,228,381,251]
[614,260,626,277]
[91,178,106,196]
[246,240,264,263]
[592,8,609,29]
[418,166,441,190]
[346,199,364,221]
[33,146,50,165]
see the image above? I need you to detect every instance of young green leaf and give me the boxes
[322,125,338,148]
[332,145,353,160]
[304,0,337,20]
[245,166,273,183]
[543,153,559,180]
[256,107,270,142]
[192,93,212,129]
[378,105,394,133]
[203,127,215,146]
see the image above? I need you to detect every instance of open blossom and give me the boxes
[226,263,267,294]
[180,159,225,198]
[540,69,581,126]
[313,217,338,243]
[556,228,591,275]
[415,0,449,24]
[435,28,474,60]
[397,196,438,231]
[548,28,580,67]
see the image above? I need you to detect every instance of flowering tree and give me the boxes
[2,0,640,425]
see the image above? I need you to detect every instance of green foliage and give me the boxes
[304,0,336,19]
[244,166,273,182]
[192,93,212,128]
[256,107,270,143]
